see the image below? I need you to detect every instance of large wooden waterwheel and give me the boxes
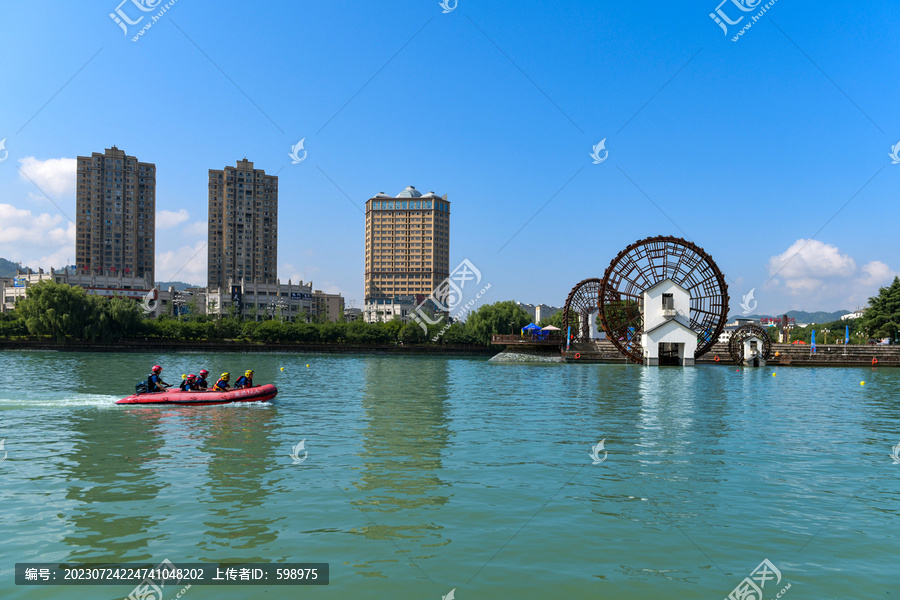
[598,235,729,363]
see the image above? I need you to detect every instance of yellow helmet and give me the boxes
[221,372,230,380]
[245,370,254,376]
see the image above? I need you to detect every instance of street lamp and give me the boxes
[822,328,829,345]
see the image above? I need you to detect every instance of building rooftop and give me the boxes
[645,314,694,335]
[397,186,423,198]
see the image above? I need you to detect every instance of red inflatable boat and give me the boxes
[116,384,278,406]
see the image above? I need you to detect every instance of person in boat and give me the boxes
[213,372,231,391]
[235,370,254,389]
[196,369,210,390]
[148,365,170,393]
[179,374,198,391]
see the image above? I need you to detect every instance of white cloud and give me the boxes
[184,221,207,236]
[767,239,856,283]
[0,203,75,247]
[156,240,207,284]
[316,282,344,295]
[0,203,76,269]
[280,261,316,285]
[763,239,898,311]
[18,156,76,197]
[857,261,898,288]
[33,247,74,270]
[156,209,190,229]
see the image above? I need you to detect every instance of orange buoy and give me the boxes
[574,352,581,359]
[872,357,878,366]
[775,351,780,357]
[714,356,720,362]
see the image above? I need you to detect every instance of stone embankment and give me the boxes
[0,338,499,357]
[560,340,900,366]
[489,346,564,363]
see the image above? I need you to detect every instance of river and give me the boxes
[0,350,897,599]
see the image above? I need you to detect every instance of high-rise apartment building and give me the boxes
[207,159,278,290]
[75,146,156,281]
[364,186,450,322]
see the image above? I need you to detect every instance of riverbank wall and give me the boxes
[3,338,896,366]
[0,338,500,357]
[561,340,900,366]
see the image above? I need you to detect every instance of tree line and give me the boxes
[0,280,542,345]
[6,278,896,346]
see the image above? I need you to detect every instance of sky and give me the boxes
[0,0,898,314]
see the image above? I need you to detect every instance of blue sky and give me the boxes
[0,0,897,313]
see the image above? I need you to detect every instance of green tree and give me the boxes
[293,322,319,342]
[254,319,286,342]
[399,322,425,344]
[465,300,532,345]
[318,321,347,343]
[17,281,93,342]
[0,313,28,338]
[382,318,403,342]
[83,295,143,342]
[443,321,474,344]
[241,320,259,340]
[859,276,900,343]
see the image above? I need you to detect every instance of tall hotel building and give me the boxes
[207,159,278,290]
[364,186,450,322]
[75,147,156,281]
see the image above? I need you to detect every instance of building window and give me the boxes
[662,293,674,311]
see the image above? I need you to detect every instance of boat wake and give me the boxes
[0,394,122,409]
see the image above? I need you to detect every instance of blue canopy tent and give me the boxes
[521,322,543,340]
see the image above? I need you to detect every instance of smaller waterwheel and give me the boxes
[563,278,604,343]
[728,323,773,364]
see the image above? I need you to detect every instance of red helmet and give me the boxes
[152,365,163,373]
[199,369,209,376]
[187,374,196,380]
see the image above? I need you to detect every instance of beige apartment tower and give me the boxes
[364,186,450,322]
[75,147,156,281]
[207,159,278,290]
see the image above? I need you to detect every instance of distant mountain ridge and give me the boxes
[157,281,197,291]
[731,310,850,324]
[0,258,24,278]
[0,260,78,278]
[0,258,201,289]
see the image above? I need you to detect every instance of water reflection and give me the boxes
[58,408,167,562]
[190,405,283,561]
[581,367,729,534]
[351,358,451,546]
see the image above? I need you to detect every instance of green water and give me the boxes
[0,351,897,599]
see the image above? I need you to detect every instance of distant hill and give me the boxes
[0,260,78,278]
[1,259,199,290]
[732,310,850,324]
[157,281,198,291]
[0,258,26,277]
[784,310,850,324]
